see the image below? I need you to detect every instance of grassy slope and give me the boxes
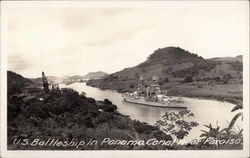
[166,81,242,101]
[87,47,243,102]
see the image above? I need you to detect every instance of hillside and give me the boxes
[84,71,108,79]
[8,71,33,85]
[7,71,34,96]
[8,71,176,150]
[87,47,243,101]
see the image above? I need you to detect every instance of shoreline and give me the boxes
[85,83,242,106]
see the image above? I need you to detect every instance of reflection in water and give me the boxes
[61,83,242,141]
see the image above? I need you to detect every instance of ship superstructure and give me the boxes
[122,75,186,108]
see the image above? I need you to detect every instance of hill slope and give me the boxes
[7,71,34,95]
[87,47,242,101]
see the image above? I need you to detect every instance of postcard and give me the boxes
[0,1,249,158]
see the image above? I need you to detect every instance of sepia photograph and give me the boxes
[0,1,249,158]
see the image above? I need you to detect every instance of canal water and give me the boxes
[61,82,242,141]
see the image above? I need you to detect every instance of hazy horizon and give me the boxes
[8,52,243,79]
[6,1,249,78]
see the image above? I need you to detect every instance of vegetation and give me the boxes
[7,71,173,150]
[87,47,242,103]
[229,61,243,71]
[228,100,243,132]
[198,122,243,150]
[196,100,243,150]
[85,47,244,150]
[155,110,198,141]
[7,71,243,150]
[8,71,33,96]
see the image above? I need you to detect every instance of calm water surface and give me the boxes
[61,83,242,141]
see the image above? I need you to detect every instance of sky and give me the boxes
[6,1,249,78]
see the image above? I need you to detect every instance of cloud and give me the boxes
[8,53,33,71]
[84,26,144,47]
[6,2,249,78]
[50,8,132,31]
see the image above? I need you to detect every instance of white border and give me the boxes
[1,1,249,158]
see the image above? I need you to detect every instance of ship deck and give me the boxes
[123,96,187,109]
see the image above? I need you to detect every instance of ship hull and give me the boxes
[123,96,187,109]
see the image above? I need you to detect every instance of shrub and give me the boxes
[184,75,193,83]
[133,120,159,134]
[104,99,112,105]
[86,98,96,104]
[25,101,48,119]
[141,68,148,72]
[164,78,169,83]
[224,73,232,79]
[103,104,117,113]
[214,76,221,82]
[222,74,232,84]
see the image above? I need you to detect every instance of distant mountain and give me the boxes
[31,76,65,84]
[209,55,242,62]
[87,46,243,93]
[30,71,108,84]
[83,71,108,79]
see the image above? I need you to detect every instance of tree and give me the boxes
[200,123,225,140]
[227,100,243,132]
[155,110,198,141]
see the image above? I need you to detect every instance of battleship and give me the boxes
[122,76,187,108]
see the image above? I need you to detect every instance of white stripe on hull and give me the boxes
[123,97,187,109]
